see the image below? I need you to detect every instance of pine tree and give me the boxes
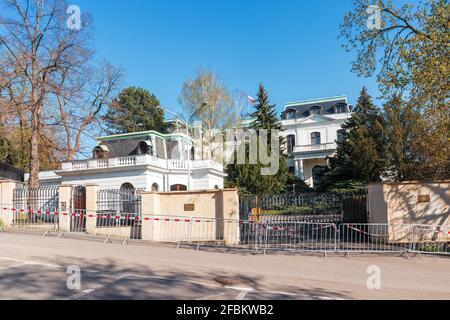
[324,87,386,188]
[250,84,282,131]
[226,84,288,196]
[103,87,167,134]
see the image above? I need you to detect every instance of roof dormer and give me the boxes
[93,144,109,159]
[307,106,322,116]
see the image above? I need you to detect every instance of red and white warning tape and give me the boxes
[141,217,214,223]
[7,208,59,215]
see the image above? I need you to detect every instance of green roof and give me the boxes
[96,130,192,142]
[285,96,348,108]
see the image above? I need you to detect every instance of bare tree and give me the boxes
[50,61,123,160]
[0,0,122,186]
[230,89,250,126]
[179,68,233,132]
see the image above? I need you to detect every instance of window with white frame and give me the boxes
[311,132,321,145]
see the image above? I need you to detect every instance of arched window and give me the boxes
[312,166,326,188]
[93,145,109,159]
[170,184,187,192]
[286,135,296,154]
[151,183,159,192]
[309,107,322,116]
[311,132,321,145]
[214,185,219,190]
[120,183,135,191]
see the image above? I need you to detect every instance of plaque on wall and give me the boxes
[418,195,431,204]
[184,204,195,211]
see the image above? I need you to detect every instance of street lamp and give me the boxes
[156,104,208,191]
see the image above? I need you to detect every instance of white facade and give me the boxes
[25,96,352,191]
[26,130,226,192]
[280,96,352,188]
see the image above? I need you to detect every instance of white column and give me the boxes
[296,160,305,180]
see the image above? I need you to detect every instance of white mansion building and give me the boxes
[280,96,352,188]
[29,129,226,192]
[27,96,351,191]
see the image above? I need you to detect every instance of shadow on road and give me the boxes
[0,255,350,300]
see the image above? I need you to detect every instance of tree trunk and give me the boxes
[28,76,41,189]
[28,110,40,189]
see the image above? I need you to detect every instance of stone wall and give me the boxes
[367,181,450,226]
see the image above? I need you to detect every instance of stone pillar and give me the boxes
[220,189,240,246]
[0,180,15,207]
[85,185,98,234]
[58,185,73,232]
[0,181,16,227]
[141,192,161,241]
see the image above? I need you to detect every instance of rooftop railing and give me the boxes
[61,155,223,172]
[293,142,337,153]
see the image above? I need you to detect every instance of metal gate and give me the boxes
[71,186,86,232]
[239,192,367,223]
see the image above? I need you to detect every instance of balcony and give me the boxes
[293,142,337,153]
[60,155,224,173]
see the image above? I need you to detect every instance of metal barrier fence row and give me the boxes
[12,187,59,213]
[5,207,59,235]
[0,206,448,256]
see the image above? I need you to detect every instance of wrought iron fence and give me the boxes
[253,214,343,224]
[97,188,143,216]
[239,192,367,224]
[13,186,59,212]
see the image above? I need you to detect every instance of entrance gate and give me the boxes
[71,186,86,232]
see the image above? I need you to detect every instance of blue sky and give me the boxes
[76,0,381,116]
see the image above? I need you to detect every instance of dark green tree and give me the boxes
[250,84,282,131]
[103,87,167,134]
[285,174,312,193]
[322,87,386,189]
[226,84,288,196]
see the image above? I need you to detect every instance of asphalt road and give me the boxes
[0,232,449,300]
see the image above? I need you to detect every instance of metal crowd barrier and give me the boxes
[262,222,337,254]
[0,205,448,256]
[338,224,414,255]
[411,224,450,255]
[94,212,142,242]
[70,209,87,233]
[1,206,59,235]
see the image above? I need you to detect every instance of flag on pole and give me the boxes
[248,95,256,105]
